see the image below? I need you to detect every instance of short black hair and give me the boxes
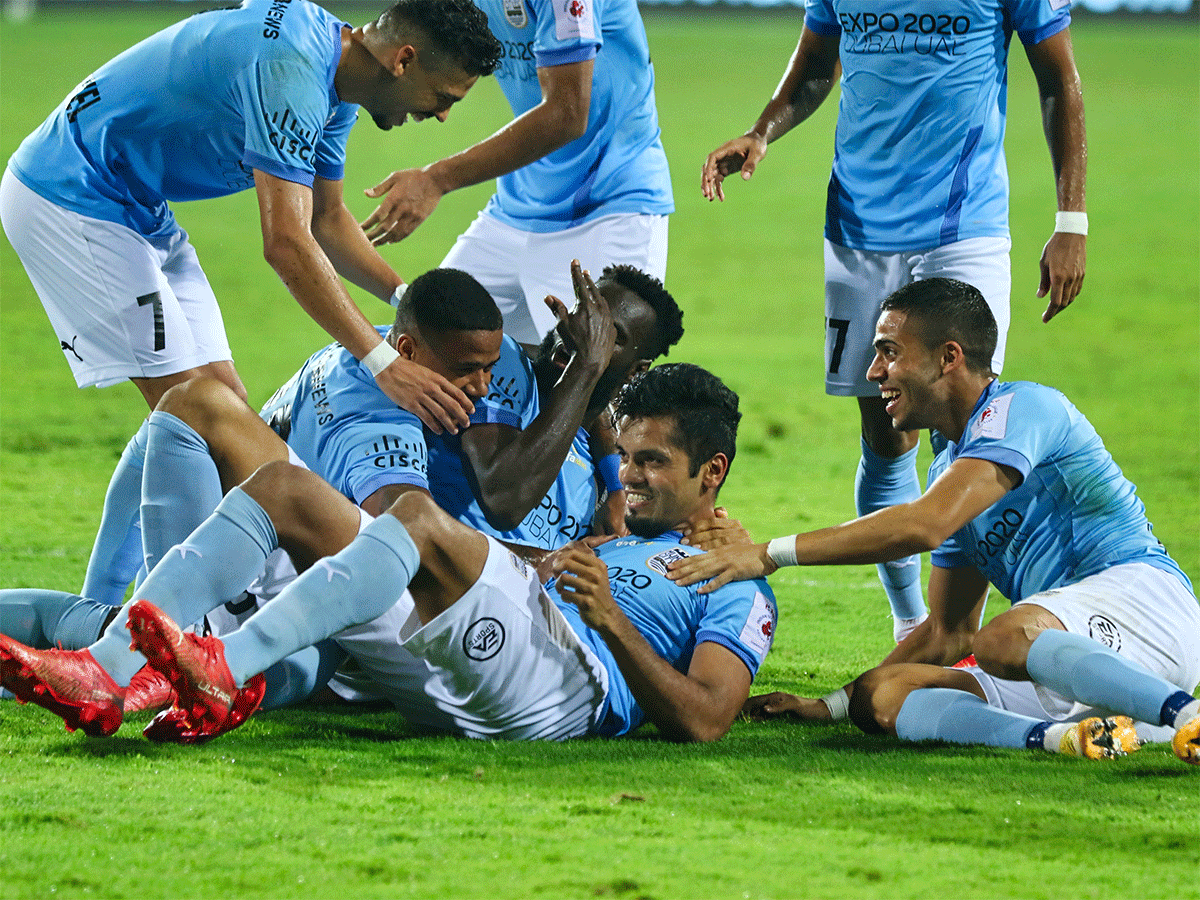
[598,265,684,360]
[378,0,501,77]
[614,363,741,484]
[880,278,998,373]
[391,268,502,337]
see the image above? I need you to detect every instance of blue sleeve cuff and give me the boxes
[958,447,1032,485]
[803,14,842,36]
[535,44,598,69]
[1019,15,1070,47]
[352,473,428,507]
[694,633,759,680]
[468,408,525,429]
[243,150,315,189]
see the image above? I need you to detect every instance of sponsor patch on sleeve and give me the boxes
[554,0,595,42]
[738,590,777,660]
[971,392,1014,441]
[1050,0,1071,10]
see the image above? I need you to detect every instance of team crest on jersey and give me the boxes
[646,547,689,577]
[1088,614,1122,651]
[507,551,531,579]
[503,0,528,28]
[463,617,505,660]
[971,393,1013,441]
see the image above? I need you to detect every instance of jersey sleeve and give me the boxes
[531,0,600,69]
[321,412,430,506]
[695,581,778,679]
[312,102,358,182]
[471,338,539,429]
[236,54,332,187]
[802,0,841,36]
[1007,0,1072,46]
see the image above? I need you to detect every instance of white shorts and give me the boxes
[333,535,609,740]
[441,211,669,345]
[968,563,1200,738]
[0,168,231,388]
[823,236,1011,396]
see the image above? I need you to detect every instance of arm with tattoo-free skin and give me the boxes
[362,60,593,245]
[700,27,839,202]
[256,170,473,434]
[1025,28,1088,323]
[549,544,751,742]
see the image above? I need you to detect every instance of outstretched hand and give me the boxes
[361,168,444,246]
[742,691,833,722]
[542,260,617,372]
[1037,231,1086,323]
[667,541,777,593]
[701,134,768,202]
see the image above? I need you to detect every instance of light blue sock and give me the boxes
[895,687,1042,749]
[1026,629,1179,725]
[855,437,926,621]
[222,514,419,687]
[89,487,279,686]
[260,640,348,711]
[81,421,149,605]
[0,589,112,650]
[141,411,224,574]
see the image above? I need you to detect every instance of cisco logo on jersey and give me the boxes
[463,617,505,661]
[263,107,317,165]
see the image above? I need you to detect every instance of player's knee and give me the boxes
[241,459,309,517]
[157,376,240,433]
[971,619,1030,679]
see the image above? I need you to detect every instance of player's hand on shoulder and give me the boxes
[667,541,777,594]
[375,355,473,434]
[679,506,751,551]
[742,691,830,722]
[361,168,444,246]
[701,134,768,202]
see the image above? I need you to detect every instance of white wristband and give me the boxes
[387,284,407,308]
[361,341,400,378]
[820,687,851,721]
[766,535,798,568]
[1054,211,1088,235]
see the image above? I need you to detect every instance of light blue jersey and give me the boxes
[548,532,777,736]
[804,0,1070,251]
[929,380,1192,600]
[429,340,600,549]
[476,0,673,231]
[260,327,430,506]
[8,0,356,238]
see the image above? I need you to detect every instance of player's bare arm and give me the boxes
[701,27,839,201]
[669,457,1019,593]
[310,176,406,302]
[460,261,616,529]
[550,545,751,742]
[256,170,473,435]
[362,59,594,245]
[1025,27,1087,323]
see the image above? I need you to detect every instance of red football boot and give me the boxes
[126,599,264,738]
[123,664,176,715]
[0,634,124,737]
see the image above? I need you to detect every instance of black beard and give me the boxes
[624,512,670,540]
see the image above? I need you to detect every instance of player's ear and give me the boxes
[630,358,652,378]
[388,43,417,78]
[395,332,418,360]
[941,340,966,374]
[700,453,730,492]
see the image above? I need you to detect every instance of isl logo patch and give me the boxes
[464,617,505,661]
[1087,614,1122,652]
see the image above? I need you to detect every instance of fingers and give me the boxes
[543,293,569,324]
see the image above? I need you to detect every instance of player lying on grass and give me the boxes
[1,261,683,715]
[2,364,776,743]
[669,278,1200,764]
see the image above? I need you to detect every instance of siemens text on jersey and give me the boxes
[262,0,295,39]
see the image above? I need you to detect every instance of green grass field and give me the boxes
[1,5,1197,899]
